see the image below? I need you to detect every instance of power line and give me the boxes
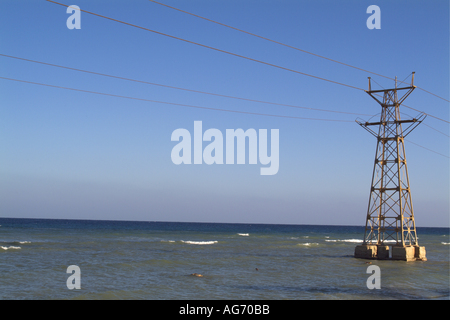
[405,139,450,159]
[148,0,449,103]
[2,76,447,158]
[0,76,354,122]
[423,123,450,138]
[0,53,372,117]
[3,53,447,124]
[401,103,449,124]
[45,1,449,125]
[4,54,448,130]
[46,0,365,92]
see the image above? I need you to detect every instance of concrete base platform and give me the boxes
[391,246,415,261]
[354,245,378,259]
[391,246,427,261]
[354,244,426,261]
[415,246,427,261]
[376,245,390,260]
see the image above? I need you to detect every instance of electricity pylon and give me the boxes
[354,73,427,261]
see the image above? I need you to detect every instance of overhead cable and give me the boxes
[46,0,365,92]
[148,0,449,103]
[0,76,354,122]
[0,54,373,117]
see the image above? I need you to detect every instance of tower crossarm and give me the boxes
[362,118,420,127]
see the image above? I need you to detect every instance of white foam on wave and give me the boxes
[181,240,218,245]
[442,242,450,245]
[1,241,31,245]
[325,239,363,243]
[161,240,176,243]
[298,243,319,246]
[325,239,401,244]
[1,246,21,250]
[237,233,249,237]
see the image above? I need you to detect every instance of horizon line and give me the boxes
[0,216,448,229]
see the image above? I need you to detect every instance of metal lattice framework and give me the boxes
[356,73,426,246]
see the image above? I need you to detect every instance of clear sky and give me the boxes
[0,0,448,227]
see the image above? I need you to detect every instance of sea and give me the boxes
[0,218,449,301]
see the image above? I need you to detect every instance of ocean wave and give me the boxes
[325,239,363,243]
[237,233,249,237]
[442,242,450,245]
[161,240,219,245]
[181,240,218,245]
[297,243,319,246]
[1,246,21,250]
[0,241,31,245]
[325,239,401,244]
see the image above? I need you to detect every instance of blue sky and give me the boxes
[0,0,448,226]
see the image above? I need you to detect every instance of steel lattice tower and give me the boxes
[354,73,427,261]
